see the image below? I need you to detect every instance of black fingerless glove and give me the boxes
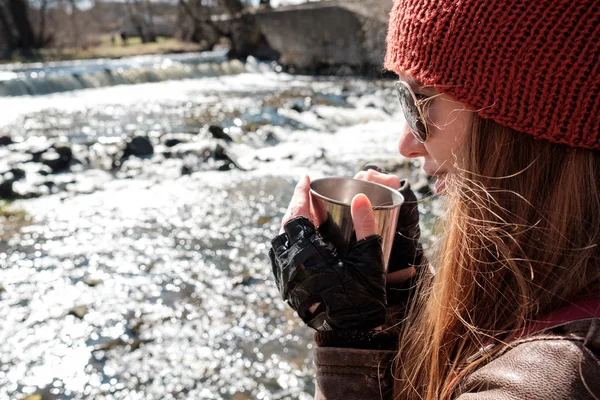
[269,216,387,331]
[311,174,427,350]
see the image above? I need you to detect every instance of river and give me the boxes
[0,53,438,399]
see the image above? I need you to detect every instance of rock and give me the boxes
[257,216,273,225]
[217,161,234,171]
[262,130,280,145]
[8,168,25,181]
[54,142,73,159]
[233,275,263,288]
[40,150,61,168]
[208,125,233,142]
[0,180,15,199]
[213,143,229,161]
[213,143,245,170]
[124,136,154,158]
[181,165,193,175]
[0,136,13,146]
[41,144,73,172]
[164,138,182,148]
[92,337,126,352]
[2,168,26,184]
[82,278,103,287]
[69,305,88,319]
[37,165,53,176]
[289,97,312,113]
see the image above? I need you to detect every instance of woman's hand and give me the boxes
[280,175,376,241]
[354,168,420,285]
[270,175,387,331]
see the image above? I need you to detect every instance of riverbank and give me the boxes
[1,36,206,65]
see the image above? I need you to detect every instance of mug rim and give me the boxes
[309,177,404,210]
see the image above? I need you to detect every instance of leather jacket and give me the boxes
[314,301,600,399]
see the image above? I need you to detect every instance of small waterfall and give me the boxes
[0,59,246,97]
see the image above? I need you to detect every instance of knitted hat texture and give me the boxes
[385,0,600,150]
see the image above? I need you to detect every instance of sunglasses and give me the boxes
[394,81,442,143]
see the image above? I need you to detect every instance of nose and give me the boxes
[398,127,426,158]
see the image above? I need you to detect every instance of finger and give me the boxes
[310,192,328,226]
[355,170,401,190]
[366,169,401,189]
[281,175,312,231]
[353,171,368,180]
[351,193,377,240]
[387,266,416,285]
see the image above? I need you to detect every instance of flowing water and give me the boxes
[0,53,440,400]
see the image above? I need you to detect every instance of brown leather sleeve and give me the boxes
[313,347,396,400]
[456,331,600,399]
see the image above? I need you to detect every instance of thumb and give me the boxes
[351,193,376,240]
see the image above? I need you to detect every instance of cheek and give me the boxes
[425,100,471,165]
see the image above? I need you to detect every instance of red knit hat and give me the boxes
[385,0,600,150]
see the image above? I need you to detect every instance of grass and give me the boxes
[1,35,207,64]
[0,200,26,219]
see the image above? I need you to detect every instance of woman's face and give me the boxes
[396,72,472,193]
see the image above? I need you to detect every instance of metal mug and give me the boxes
[309,177,404,272]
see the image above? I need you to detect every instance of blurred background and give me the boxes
[0,1,440,399]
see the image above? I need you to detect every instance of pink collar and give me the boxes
[519,294,600,339]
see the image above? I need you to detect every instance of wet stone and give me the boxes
[37,165,52,176]
[124,136,154,158]
[234,276,263,287]
[208,125,233,142]
[217,161,234,171]
[264,131,280,145]
[0,180,15,199]
[164,138,182,148]
[82,278,103,287]
[7,168,26,181]
[257,216,273,225]
[69,305,89,319]
[181,165,193,175]
[41,144,73,172]
[0,136,13,146]
[286,97,312,113]
[214,143,244,170]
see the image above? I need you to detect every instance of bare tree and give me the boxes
[143,0,156,42]
[4,0,37,49]
[177,0,224,48]
[36,0,50,46]
[0,1,16,49]
[221,0,242,15]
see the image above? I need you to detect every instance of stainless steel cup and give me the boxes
[310,177,404,272]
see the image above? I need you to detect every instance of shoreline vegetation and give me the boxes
[1,35,207,65]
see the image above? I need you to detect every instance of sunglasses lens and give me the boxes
[395,82,428,142]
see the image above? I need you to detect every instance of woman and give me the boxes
[269,0,600,398]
